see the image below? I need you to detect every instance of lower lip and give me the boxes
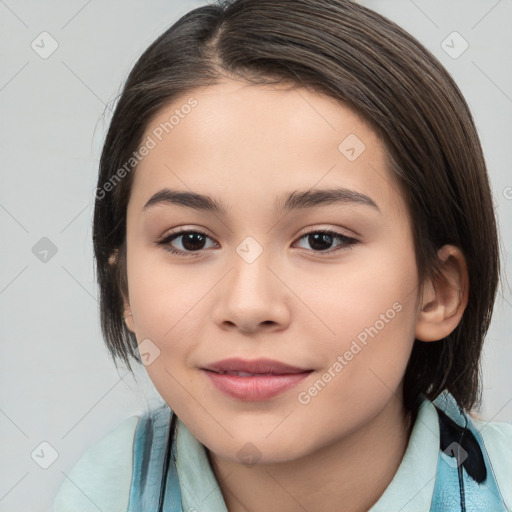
[202,370,312,401]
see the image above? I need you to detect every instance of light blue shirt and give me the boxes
[53,398,512,511]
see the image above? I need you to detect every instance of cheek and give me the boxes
[314,242,418,346]
[125,249,218,397]
[296,289,417,438]
[125,256,205,410]
[126,245,210,339]
[305,241,419,399]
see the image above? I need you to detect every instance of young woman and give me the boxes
[54,0,512,510]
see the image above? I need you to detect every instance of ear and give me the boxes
[415,245,469,342]
[109,249,136,333]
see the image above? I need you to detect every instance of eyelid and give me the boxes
[160,226,213,239]
[294,224,357,240]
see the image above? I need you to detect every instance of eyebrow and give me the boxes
[142,186,380,215]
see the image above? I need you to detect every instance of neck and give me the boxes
[207,397,413,512]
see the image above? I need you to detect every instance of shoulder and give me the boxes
[53,415,140,512]
[471,415,512,508]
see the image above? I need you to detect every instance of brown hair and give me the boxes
[93,0,500,412]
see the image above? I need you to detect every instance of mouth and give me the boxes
[201,358,314,401]
[202,357,312,375]
[207,370,290,377]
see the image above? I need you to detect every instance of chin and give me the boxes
[201,428,314,467]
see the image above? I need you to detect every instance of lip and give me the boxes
[201,358,313,401]
[203,357,311,375]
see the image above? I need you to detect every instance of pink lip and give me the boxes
[201,358,313,401]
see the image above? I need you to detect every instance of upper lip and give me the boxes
[202,358,312,375]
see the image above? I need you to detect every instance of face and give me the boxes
[122,79,422,464]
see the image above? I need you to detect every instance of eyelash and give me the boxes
[156,228,358,257]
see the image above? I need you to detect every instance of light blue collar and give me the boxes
[175,419,229,512]
[369,397,440,511]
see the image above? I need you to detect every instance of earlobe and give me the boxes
[415,245,469,342]
[108,247,119,267]
[123,302,136,333]
[109,248,136,333]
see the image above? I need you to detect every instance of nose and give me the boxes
[211,249,292,334]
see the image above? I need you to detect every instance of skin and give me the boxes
[120,78,468,512]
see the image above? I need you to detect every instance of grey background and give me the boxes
[0,1,511,510]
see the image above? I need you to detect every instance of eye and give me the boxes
[157,229,218,256]
[293,230,358,254]
[156,228,358,257]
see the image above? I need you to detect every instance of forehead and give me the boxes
[129,79,407,220]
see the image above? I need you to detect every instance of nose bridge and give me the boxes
[228,235,275,302]
[212,235,290,331]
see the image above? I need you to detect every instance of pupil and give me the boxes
[309,233,332,251]
[183,233,205,251]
